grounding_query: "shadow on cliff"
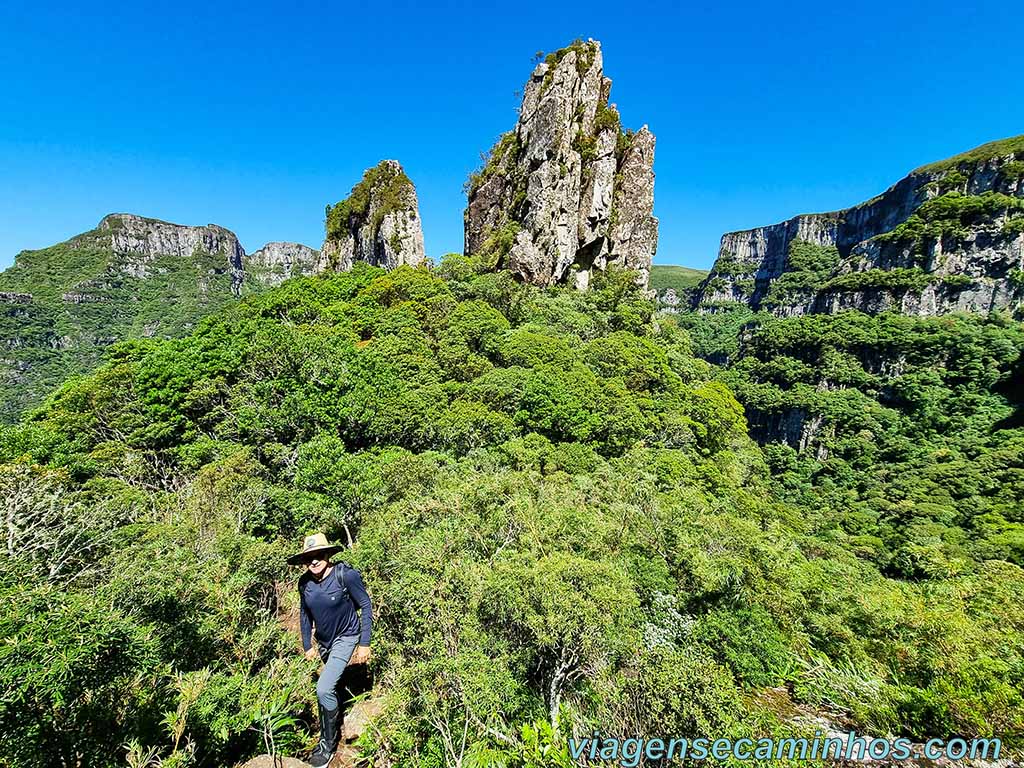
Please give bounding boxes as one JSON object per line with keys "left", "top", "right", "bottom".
{"left": 993, "top": 350, "right": 1024, "bottom": 431}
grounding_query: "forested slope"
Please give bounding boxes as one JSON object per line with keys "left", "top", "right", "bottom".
{"left": 2, "top": 261, "right": 1023, "bottom": 767}
{"left": 0, "top": 214, "right": 319, "bottom": 422}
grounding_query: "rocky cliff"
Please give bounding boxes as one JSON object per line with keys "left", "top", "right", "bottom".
{"left": 100, "top": 213, "right": 247, "bottom": 294}
{"left": 464, "top": 39, "right": 658, "bottom": 289}
{"left": 694, "top": 135, "right": 1024, "bottom": 316}
{"left": 248, "top": 241, "right": 321, "bottom": 287}
{"left": 0, "top": 214, "right": 320, "bottom": 421}
{"left": 321, "top": 160, "right": 426, "bottom": 272}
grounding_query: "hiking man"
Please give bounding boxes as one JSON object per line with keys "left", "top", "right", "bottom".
{"left": 288, "top": 532, "right": 373, "bottom": 767}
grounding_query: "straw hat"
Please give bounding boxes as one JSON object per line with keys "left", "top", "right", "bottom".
{"left": 287, "top": 532, "right": 343, "bottom": 565}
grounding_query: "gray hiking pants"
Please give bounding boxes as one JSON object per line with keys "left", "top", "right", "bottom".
{"left": 316, "top": 633, "right": 359, "bottom": 710}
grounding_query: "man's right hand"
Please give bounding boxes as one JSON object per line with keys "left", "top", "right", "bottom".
{"left": 304, "top": 647, "right": 319, "bottom": 661}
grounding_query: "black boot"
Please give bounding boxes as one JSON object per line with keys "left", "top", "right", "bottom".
{"left": 309, "top": 702, "right": 340, "bottom": 767}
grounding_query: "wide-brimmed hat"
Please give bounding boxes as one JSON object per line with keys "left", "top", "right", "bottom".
{"left": 287, "top": 532, "right": 343, "bottom": 565}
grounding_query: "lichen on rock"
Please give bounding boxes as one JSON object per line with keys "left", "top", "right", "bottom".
{"left": 464, "top": 39, "right": 658, "bottom": 289}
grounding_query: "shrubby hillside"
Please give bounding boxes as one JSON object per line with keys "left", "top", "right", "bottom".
{"left": 0, "top": 214, "right": 320, "bottom": 423}
{"left": 2, "top": 260, "right": 1023, "bottom": 767}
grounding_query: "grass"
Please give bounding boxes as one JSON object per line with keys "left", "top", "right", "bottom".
{"left": 913, "top": 134, "right": 1024, "bottom": 174}
{"left": 649, "top": 265, "right": 709, "bottom": 293}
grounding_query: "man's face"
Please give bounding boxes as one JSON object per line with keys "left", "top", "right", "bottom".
{"left": 306, "top": 556, "right": 328, "bottom": 578}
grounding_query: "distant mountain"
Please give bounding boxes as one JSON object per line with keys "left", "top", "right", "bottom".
{"left": 0, "top": 161, "right": 437, "bottom": 422}
{"left": 693, "top": 135, "right": 1024, "bottom": 317}
{"left": 0, "top": 213, "right": 317, "bottom": 421}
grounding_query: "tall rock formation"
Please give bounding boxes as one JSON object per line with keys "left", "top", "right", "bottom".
{"left": 694, "top": 136, "right": 1024, "bottom": 317}
{"left": 464, "top": 40, "right": 658, "bottom": 289}
{"left": 321, "top": 160, "right": 426, "bottom": 272}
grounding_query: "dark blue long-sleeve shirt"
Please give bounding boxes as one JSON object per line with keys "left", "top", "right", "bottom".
{"left": 298, "top": 563, "right": 373, "bottom": 651}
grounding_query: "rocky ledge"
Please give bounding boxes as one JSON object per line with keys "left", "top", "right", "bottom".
{"left": 0, "top": 292, "right": 33, "bottom": 304}
{"left": 98, "top": 213, "right": 247, "bottom": 294}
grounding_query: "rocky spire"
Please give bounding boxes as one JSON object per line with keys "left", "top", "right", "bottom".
{"left": 321, "top": 160, "right": 426, "bottom": 272}
{"left": 464, "top": 39, "right": 658, "bottom": 289}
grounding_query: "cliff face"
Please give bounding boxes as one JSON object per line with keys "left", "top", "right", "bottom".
{"left": 0, "top": 214, "right": 320, "bottom": 421}
{"left": 321, "top": 160, "right": 426, "bottom": 272}
{"left": 248, "top": 241, "right": 321, "bottom": 287}
{"left": 99, "top": 213, "right": 247, "bottom": 294}
{"left": 464, "top": 40, "right": 658, "bottom": 289}
{"left": 695, "top": 136, "right": 1024, "bottom": 316}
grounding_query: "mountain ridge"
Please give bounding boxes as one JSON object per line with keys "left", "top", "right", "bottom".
{"left": 0, "top": 213, "right": 321, "bottom": 421}
{"left": 693, "top": 134, "right": 1024, "bottom": 317}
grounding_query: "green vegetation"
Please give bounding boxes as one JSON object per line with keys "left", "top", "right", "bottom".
{"left": 465, "top": 131, "right": 521, "bottom": 198}
{"left": 593, "top": 100, "right": 620, "bottom": 134}
{"left": 674, "top": 302, "right": 756, "bottom": 362}
{"left": 720, "top": 310, "right": 1024, "bottom": 582}
{"left": 325, "top": 161, "right": 414, "bottom": 242}
{"left": 3, "top": 260, "right": 1024, "bottom": 766}
{"left": 0, "top": 226, "right": 253, "bottom": 423}
{"left": 939, "top": 273, "right": 974, "bottom": 290}
{"left": 762, "top": 241, "right": 840, "bottom": 307}
{"left": 927, "top": 168, "right": 969, "bottom": 194}
{"left": 570, "top": 128, "right": 597, "bottom": 165}
{"left": 708, "top": 250, "right": 751, "bottom": 279}
{"left": 999, "top": 161, "right": 1024, "bottom": 184}
{"left": 615, "top": 130, "right": 633, "bottom": 162}
{"left": 1005, "top": 215, "right": 1024, "bottom": 237}
{"left": 822, "top": 267, "right": 930, "bottom": 293}
{"left": 649, "top": 264, "right": 709, "bottom": 294}
{"left": 455, "top": 221, "right": 522, "bottom": 274}
{"left": 914, "top": 134, "right": 1024, "bottom": 174}
{"left": 540, "top": 39, "right": 598, "bottom": 91}
{"left": 877, "top": 191, "right": 1024, "bottom": 249}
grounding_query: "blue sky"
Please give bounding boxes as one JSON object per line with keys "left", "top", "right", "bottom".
{"left": 1, "top": 0, "right": 1022, "bottom": 271}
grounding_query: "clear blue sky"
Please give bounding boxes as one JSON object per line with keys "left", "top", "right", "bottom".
{"left": 2, "top": 0, "right": 1022, "bottom": 271}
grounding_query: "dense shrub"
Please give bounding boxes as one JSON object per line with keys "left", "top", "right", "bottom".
{"left": 1, "top": 265, "right": 1023, "bottom": 766}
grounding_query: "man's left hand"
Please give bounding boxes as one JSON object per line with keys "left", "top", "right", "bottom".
{"left": 351, "top": 645, "right": 371, "bottom": 665}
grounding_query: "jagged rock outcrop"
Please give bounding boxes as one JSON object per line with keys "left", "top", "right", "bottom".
{"left": 695, "top": 135, "right": 1024, "bottom": 316}
{"left": 321, "top": 160, "right": 426, "bottom": 272}
{"left": 249, "top": 241, "right": 322, "bottom": 287}
{"left": 99, "top": 213, "right": 247, "bottom": 295}
{"left": 464, "top": 39, "right": 658, "bottom": 289}
{"left": 0, "top": 292, "right": 32, "bottom": 305}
